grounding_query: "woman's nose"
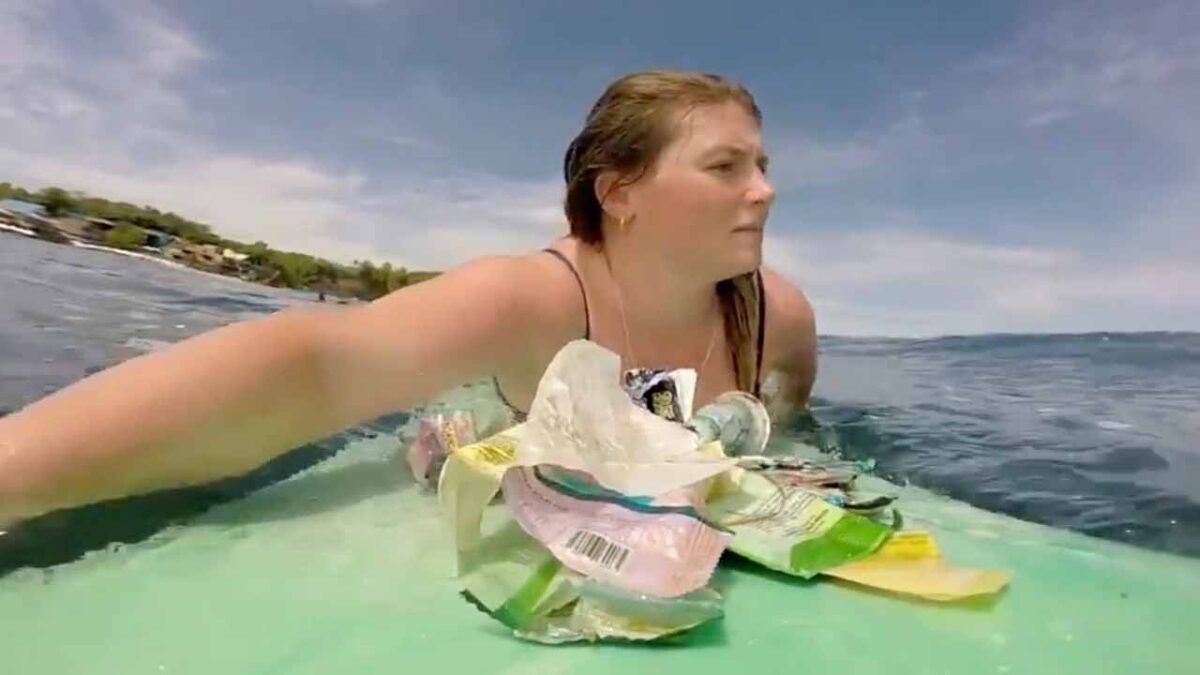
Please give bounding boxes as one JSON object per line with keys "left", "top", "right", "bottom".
{"left": 748, "top": 168, "right": 775, "bottom": 206}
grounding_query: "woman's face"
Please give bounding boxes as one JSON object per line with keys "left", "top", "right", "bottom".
{"left": 624, "top": 100, "right": 775, "bottom": 279}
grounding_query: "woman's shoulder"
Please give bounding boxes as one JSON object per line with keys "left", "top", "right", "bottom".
{"left": 437, "top": 238, "right": 583, "bottom": 301}
{"left": 760, "top": 266, "right": 815, "bottom": 339}
{"left": 442, "top": 240, "right": 591, "bottom": 345}
{"left": 758, "top": 266, "right": 818, "bottom": 408}
{"left": 364, "top": 240, "right": 588, "bottom": 349}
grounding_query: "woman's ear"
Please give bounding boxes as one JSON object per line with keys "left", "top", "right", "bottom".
{"left": 594, "top": 169, "right": 632, "bottom": 222}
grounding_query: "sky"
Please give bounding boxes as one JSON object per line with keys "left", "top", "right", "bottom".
{"left": 1, "top": 0, "right": 1198, "bottom": 337}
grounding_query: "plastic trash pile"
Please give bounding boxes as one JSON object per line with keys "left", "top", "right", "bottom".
{"left": 406, "top": 340, "right": 1012, "bottom": 644}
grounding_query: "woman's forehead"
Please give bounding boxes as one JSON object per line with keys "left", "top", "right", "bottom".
{"left": 663, "top": 102, "right": 764, "bottom": 158}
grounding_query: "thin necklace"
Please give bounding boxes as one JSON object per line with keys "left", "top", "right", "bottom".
{"left": 612, "top": 274, "right": 721, "bottom": 378}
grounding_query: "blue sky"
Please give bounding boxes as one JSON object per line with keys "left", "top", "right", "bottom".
{"left": 2, "top": 0, "right": 1197, "bottom": 336}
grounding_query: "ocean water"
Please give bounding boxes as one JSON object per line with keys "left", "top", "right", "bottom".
{"left": 1, "top": 233, "right": 1198, "bottom": 575}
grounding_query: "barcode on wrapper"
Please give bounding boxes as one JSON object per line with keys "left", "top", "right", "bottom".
{"left": 564, "top": 530, "right": 631, "bottom": 572}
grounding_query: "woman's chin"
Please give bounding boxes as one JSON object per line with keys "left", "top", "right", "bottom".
{"left": 716, "top": 245, "right": 763, "bottom": 279}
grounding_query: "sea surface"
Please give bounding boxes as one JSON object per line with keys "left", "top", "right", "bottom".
{"left": 2, "top": 233, "right": 1198, "bottom": 574}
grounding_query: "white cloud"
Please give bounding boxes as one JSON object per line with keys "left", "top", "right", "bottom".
{"left": 1021, "top": 108, "right": 1073, "bottom": 128}
{"left": 0, "top": 0, "right": 203, "bottom": 132}
{"left": 758, "top": 2, "right": 1200, "bottom": 335}
{"left": 317, "top": 0, "right": 400, "bottom": 9}
{"left": 766, "top": 229, "right": 1200, "bottom": 337}
{"left": 988, "top": 3, "right": 1200, "bottom": 119}
{"left": 0, "top": 0, "right": 562, "bottom": 270}
{"left": 769, "top": 136, "right": 881, "bottom": 189}
{"left": 948, "top": 1, "right": 1200, "bottom": 162}
{"left": 768, "top": 97, "right": 933, "bottom": 193}
{"left": 346, "top": 176, "right": 567, "bottom": 268}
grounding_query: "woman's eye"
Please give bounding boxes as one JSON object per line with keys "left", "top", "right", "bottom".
{"left": 710, "top": 162, "right": 736, "bottom": 173}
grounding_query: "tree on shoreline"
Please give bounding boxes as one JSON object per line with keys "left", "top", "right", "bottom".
{"left": 38, "top": 187, "right": 79, "bottom": 217}
{"left": 104, "top": 223, "right": 149, "bottom": 250}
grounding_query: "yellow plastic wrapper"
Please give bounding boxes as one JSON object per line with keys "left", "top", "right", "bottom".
{"left": 438, "top": 429, "right": 522, "bottom": 573}
{"left": 825, "top": 531, "right": 1012, "bottom": 601}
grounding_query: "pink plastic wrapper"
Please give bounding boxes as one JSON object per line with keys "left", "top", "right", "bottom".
{"left": 500, "top": 466, "right": 732, "bottom": 599}
{"left": 406, "top": 411, "right": 477, "bottom": 488}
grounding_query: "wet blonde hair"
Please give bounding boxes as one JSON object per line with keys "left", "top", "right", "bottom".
{"left": 562, "top": 69, "right": 765, "bottom": 395}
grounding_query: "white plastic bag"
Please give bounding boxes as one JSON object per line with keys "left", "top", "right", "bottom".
{"left": 516, "top": 340, "right": 736, "bottom": 496}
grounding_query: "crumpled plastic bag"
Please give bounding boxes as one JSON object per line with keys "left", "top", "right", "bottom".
{"left": 825, "top": 530, "right": 1013, "bottom": 601}
{"left": 438, "top": 431, "right": 520, "bottom": 574}
{"left": 515, "top": 340, "right": 736, "bottom": 497}
{"left": 501, "top": 465, "right": 731, "bottom": 598}
{"left": 440, "top": 431, "right": 727, "bottom": 643}
{"left": 438, "top": 423, "right": 732, "bottom": 599}
{"left": 702, "top": 470, "right": 892, "bottom": 578}
{"left": 406, "top": 411, "right": 477, "bottom": 488}
{"left": 459, "top": 519, "right": 725, "bottom": 644}
{"left": 434, "top": 339, "right": 1010, "bottom": 646}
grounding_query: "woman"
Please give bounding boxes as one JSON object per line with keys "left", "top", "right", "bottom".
{"left": 0, "top": 70, "right": 817, "bottom": 526}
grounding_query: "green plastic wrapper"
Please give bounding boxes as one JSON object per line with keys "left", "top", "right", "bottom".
{"left": 704, "top": 471, "right": 892, "bottom": 577}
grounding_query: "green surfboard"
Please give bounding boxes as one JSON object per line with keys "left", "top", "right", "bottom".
{"left": 3, "top": 428, "right": 1196, "bottom": 674}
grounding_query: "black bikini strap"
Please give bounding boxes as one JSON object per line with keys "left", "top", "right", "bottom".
{"left": 542, "top": 248, "right": 591, "bottom": 340}
{"left": 753, "top": 269, "right": 766, "bottom": 398}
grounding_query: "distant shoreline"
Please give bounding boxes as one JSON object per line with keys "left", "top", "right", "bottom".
{"left": 2, "top": 225, "right": 213, "bottom": 274}
{"left": 1, "top": 184, "right": 436, "bottom": 302}
{"left": 68, "top": 238, "right": 288, "bottom": 289}
{"left": 72, "top": 240, "right": 194, "bottom": 269}
{"left": 1, "top": 226, "right": 339, "bottom": 299}
{"left": 0, "top": 219, "right": 277, "bottom": 285}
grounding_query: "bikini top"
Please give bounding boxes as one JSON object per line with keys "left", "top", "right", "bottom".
{"left": 493, "top": 248, "right": 766, "bottom": 419}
